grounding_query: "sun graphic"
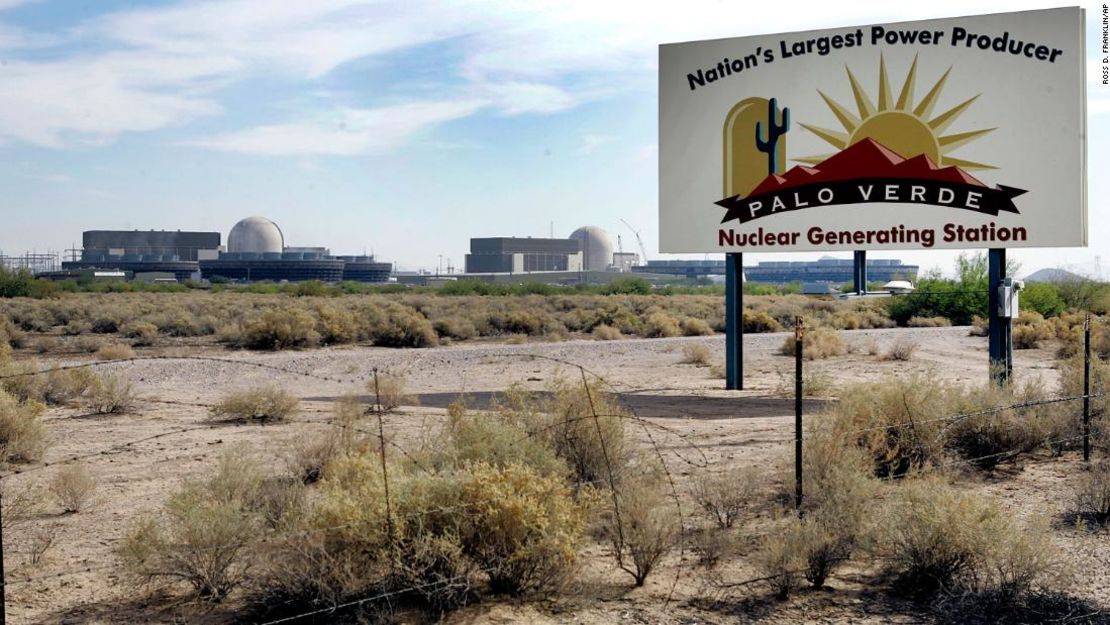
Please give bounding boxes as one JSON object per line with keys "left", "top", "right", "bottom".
{"left": 797, "top": 55, "right": 995, "bottom": 170}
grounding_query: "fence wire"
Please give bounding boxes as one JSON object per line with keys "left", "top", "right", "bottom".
{"left": 0, "top": 340, "right": 1105, "bottom": 623}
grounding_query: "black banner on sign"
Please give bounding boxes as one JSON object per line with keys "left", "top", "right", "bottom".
{"left": 716, "top": 178, "right": 1026, "bottom": 225}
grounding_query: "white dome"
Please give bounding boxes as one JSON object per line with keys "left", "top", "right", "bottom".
{"left": 570, "top": 226, "right": 614, "bottom": 272}
{"left": 228, "top": 216, "right": 284, "bottom": 254}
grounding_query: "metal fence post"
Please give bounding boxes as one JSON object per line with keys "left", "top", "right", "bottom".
{"left": 1, "top": 489, "right": 6, "bottom": 625}
{"left": 1084, "top": 313, "right": 1091, "bottom": 463}
{"left": 794, "top": 316, "right": 804, "bottom": 515}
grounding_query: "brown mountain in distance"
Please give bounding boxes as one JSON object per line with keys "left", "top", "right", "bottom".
{"left": 747, "top": 138, "right": 987, "bottom": 197}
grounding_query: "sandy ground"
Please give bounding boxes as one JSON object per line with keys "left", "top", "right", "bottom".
{"left": 1, "top": 326, "right": 1104, "bottom": 624}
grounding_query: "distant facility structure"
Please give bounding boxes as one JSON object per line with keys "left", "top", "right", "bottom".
{"left": 569, "top": 226, "right": 614, "bottom": 272}
{"left": 60, "top": 216, "right": 392, "bottom": 283}
{"left": 633, "top": 257, "right": 916, "bottom": 285}
{"left": 464, "top": 225, "right": 634, "bottom": 277}
{"left": 744, "top": 258, "right": 918, "bottom": 284}
{"left": 465, "top": 237, "right": 583, "bottom": 274}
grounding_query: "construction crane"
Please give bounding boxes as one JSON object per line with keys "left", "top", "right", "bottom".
{"left": 620, "top": 219, "right": 649, "bottom": 266}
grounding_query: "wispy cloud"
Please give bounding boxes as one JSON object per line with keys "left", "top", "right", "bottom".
{"left": 576, "top": 133, "right": 614, "bottom": 154}
{"left": 0, "top": 0, "right": 1096, "bottom": 151}
{"left": 181, "top": 99, "right": 486, "bottom": 156}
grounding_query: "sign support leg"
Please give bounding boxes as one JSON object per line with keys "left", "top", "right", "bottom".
{"left": 988, "top": 248, "right": 1012, "bottom": 385}
{"left": 853, "top": 250, "right": 867, "bottom": 295}
{"left": 725, "top": 252, "right": 743, "bottom": 390}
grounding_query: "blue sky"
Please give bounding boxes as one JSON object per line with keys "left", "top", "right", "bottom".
{"left": 0, "top": 0, "right": 1106, "bottom": 277}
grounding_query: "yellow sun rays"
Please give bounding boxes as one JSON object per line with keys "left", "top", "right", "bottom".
{"left": 797, "top": 55, "right": 996, "bottom": 170}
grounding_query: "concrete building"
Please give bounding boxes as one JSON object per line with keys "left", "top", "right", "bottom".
{"left": 80, "top": 230, "right": 220, "bottom": 262}
{"left": 744, "top": 257, "right": 918, "bottom": 284}
{"left": 633, "top": 257, "right": 917, "bottom": 285}
{"left": 63, "top": 217, "right": 392, "bottom": 284}
{"left": 465, "top": 237, "right": 582, "bottom": 274}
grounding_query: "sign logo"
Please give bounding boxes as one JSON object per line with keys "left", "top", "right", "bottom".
{"left": 715, "top": 57, "right": 1026, "bottom": 225}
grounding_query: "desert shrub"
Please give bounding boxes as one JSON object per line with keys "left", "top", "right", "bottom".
{"left": 40, "top": 368, "right": 97, "bottom": 406}
{"left": 643, "top": 311, "right": 680, "bottom": 338}
{"left": 49, "top": 464, "right": 97, "bottom": 513}
{"left": 679, "top": 343, "right": 711, "bottom": 366}
{"left": 884, "top": 337, "right": 918, "bottom": 361}
{"left": 367, "top": 370, "right": 410, "bottom": 413}
{"left": 456, "top": 462, "right": 586, "bottom": 594}
{"left": 72, "top": 336, "right": 104, "bottom": 353}
{"left": 880, "top": 477, "right": 1058, "bottom": 599}
{"left": 601, "top": 470, "right": 678, "bottom": 587}
{"left": 1072, "top": 461, "right": 1110, "bottom": 525}
{"left": 1, "top": 481, "right": 43, "bottom": 530}
{"left": 1058, "top": 353, "right": 1110, "bottom": 446}
{"left": 63, "top": 320, "right": 91, "bottom": 336}
{"left": 210, "top": 387, "right": 299, "bottom": 424}
{"left": 680, "top": 317, "right": 713, "bottom": 336}
{"left": 689, "top": 526, "right": 734, "bottom": 568}
{"left": 28, "top": 523, "right": 59, "bottom": 566}
{"left": 591, "top": 324, "right": 622, "bottom": 340}
{"left": 754, "top": 518, "right": 806, "bottom": 599}
{"left": 437, "top": 409, "right": 567, "bottom": 479}
{"left": 822, "top": 374, "right": 963, "bottom": 477}
{"left": 287, "top": 430, "right": 344, "bottom": 485}
{"left": 764, "top": 418, "right": 877, "bottom": 592}
{"left": 313, "top": 304, "right": 359, "bottom": 345}
{"left": 118, "top": 451, "right": 267, "bottom": 601}
{"left": 1012, "top": 311, "right": 1055, "bottom": 349}
{"left": 121, "top": 321, "right": 159, "bottom": 345}
{"left": 779, "top": 327, "right": 845, "bottom": 360}
{"left": 1020, "top": 282, "right": 1066, "bottom": 317}
{"left": 83, "top": 374, "right": 136, "bottom": 414}
{"left": 237, "top": 309, "right": 321, "bottom": 350}
{"left": 907, "top": 315, "right": 951, "bottom": 327}
{"left": 692, "top": 467, "right": 757, "bottom": 529}
{"left": 945, "top": 379, "right": 1059, "bottom": 468}
{"left": 533, "top": 378, "right": 629, "bottom": 486}
{"left": 433, "top": 317, "right": 477, "bottom": 341}
{"left": 708, "top": 362, "right": 726, "bottom": 379}
{"left": 300, "top": 455, "right": 587, "bottom": 602}
{"left": 365, "top": 303, "right": 438, "bottom": 347}
{"left": 95, "top": 343, "right": 136, "bottom": 361}
{"left": 969, "top": 316, "right": 989, "bottom": 336}
{"left": 0, "top": 390, "right": 46, "bottom": 464}
{"left": 90, "top": 314, "right": 121, "bottom": 334}
{"left": 743, "top": 309, "right": 782, "bottom": 333}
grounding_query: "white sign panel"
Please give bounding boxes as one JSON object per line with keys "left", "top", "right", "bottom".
{"left": 659, "top": 7, "right": 1086, "bottom": 253}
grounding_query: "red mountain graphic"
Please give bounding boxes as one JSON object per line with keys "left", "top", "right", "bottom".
{"left": 747, "top": 137, "right": 987, "bottom": 197}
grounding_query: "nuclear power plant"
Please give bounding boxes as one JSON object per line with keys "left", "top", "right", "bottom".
{"left": 60, "top": 216, "right": 393, "bottom": 283}
{"left": 463, "top": 225, "right": 637, "bottom": 279}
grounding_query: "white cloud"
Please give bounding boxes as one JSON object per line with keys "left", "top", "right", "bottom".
{"left": 181, "top": 99, "right": 486, "bottom": 156}
{"left": 576, "top": 133, "right": 614, "bottom": 154}
{"left": 0, "top": 0, "right": 1099, "bottom": 151}
{"left": 483, "top": 81, "right": 576, "bottom": 115}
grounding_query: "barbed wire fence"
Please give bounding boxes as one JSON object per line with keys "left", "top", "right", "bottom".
{"left": 0, "top": 319, "right": 1104, "bottom": 624}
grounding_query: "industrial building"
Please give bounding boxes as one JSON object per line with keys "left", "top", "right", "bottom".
{"left": 62, "top": 217, "right": 392, "bottom": 284}
{"left": 744, "top": 258, "right": 918, "bottom": 284}
{"left": 80, "top": 230, "right": 221, "bottom": 261}
{"left": 464, "top": 237, "right": 582, "bottom": 273}
{"left": 463, "top": 225, "right": 625, "bottom": 277}
{"left": 632, "top": 257, "right": 917, "bottom": 285}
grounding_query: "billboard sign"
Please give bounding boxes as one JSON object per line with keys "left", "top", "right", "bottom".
{"left": 659, "top": 8, "right": 1086, "bottom": 253}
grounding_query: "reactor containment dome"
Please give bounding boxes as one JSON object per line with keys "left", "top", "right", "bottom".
{"left": 228, "top": 216, "right": 284, "bottom": 254}
{"left": 570, "top": 226, "right": 613, "bottom": 272}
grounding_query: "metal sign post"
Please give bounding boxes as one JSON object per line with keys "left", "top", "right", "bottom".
{"left": 725, "top": 253, "right": 743, "bottom": 390}
{"left": 853, "top": 250, "right": 867, "bottom": 295}
{"left": 988, "top": 248, "right": 1013, "bottom": 385}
